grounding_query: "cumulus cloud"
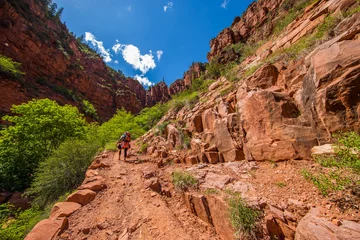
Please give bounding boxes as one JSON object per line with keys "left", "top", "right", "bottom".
{"left": 221, "top": 0, "right": 230, "bottom": 9}
{"left": 156, "top": 50, "right": 163, "bottom": 61}
{"left": 164, "top": 2, "right": 173, "bottom": 12}
{"left": 134, "top": 74, "right": 154, "bottom": 87}
{"left": 84, "top": 32, "right": 112, "bottom": 62}
{"left": 112, "top": 41, "right": 156, "bottom": 75}
{"left": 114, "top": 60, "right": 119, "bottom": 64}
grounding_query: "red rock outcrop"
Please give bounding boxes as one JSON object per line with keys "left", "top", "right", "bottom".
{"left": 207, "top": 0, "right": 283, "bottom": 61}
{"left": 146, "top": 81, "right": 170, "bottom": 106}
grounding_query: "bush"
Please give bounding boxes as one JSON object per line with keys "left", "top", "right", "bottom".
{"left": 26, "top": 139, "right": 100, "bottom": 207}
{"left": 171, "top": 170, "right": 198, "bottom": 191}
{"left": 206, "top": 60, "right": 222, "bottom": 79}
{"left": 0, "top": 55, "right": 25, "bottom": 78}
{"left": 228, "top": 195, "right": 260, "bottom": 240}
{"left": 0, "top": 206, "right": 45, "bottom": 240}
{"left": 301, "top": 169, "right": 352, "bottom": 196}
{"left": 315, "top": 132, "right": 360, "bottom": 173}
{"left": 0, "top": 99, "right": 88, "bottom": 191}
{"left": 135, "top": 104, "right": 168, "bottom": 131}
{"left": 81, "top": 99, "right": 98, "bottom": 119}
{"left": 97, "top": 109, "right": 145, "bottom": 148}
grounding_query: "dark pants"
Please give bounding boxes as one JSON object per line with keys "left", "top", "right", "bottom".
{"left": 119, "top": 148, "right": 128, "bottom": 159}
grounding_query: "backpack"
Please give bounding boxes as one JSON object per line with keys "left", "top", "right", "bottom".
{"left": 119, "top": 134, "right": 126, "bottom": 142}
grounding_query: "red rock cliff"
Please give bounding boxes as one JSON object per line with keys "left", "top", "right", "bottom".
{"left": 0, "top": 0, "right": 164, "bottom": 121}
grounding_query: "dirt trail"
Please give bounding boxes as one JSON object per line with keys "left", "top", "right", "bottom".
{"left": 56, "top": 150, "right": 219, "bottom": 240}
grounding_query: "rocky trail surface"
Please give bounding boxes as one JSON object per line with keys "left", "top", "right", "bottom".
{"left": 55, "top": 150, "right": 219, "bottom": 240}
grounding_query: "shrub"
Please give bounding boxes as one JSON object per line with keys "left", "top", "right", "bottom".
{"left": 0, "top": 99, "right": 88, "bottom": 191}
{"left": 228, "top": 195, "right": 261, "bottom": 240}
{"left": 0, "top": 55, "right": 25, "bottom": 78}
{"left": 275, "top": 182, "right": 287, "bottom": 188}
{"left": 135, "top": 104, "right": 168, "bottom": 131}
{"left": 206, "top": 60, "right": 222, "bottom": 79}
{"left": 301, "top": 169, "right": 353, "bottom": 196}
{"left": 26, "top": 139, "right": 100, "bottom": 207}
{"left": 0, "top": 206, "right": 44, "bottom": 240}
{"left": 81, "top": 99, "right": 98, "bottom": 119}
{"left": 314, "top": 132, "right": 360, "bottom": 173}
{"left": 171, "top": 170, "right": 198, "bottom": 191}
{"left": 97, "top": 109, "right": 145, "bottom": 147}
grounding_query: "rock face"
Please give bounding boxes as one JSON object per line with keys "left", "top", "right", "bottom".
{"left": 0, "top": 0, "right": 168, "bottom": 121}
{"left": 168, "top": 62, "right": 206, "bottom": 95}
{"left": 141, "top": 0, "right": 360, "bottom": 164}
{"left": 146, "top": 81, "right": 171, "bottom": 106}
{"left": 295, "top": 208, "right": 360, "bottom": 240}
{"left": 207, "top": 0, "right": 283, "bottom": 61}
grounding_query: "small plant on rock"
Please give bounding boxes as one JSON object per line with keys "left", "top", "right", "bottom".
{"left": 171, "top": 170, "right": 198, "bottom": 191}
{"left": 228, "top": 195, "right": 261, "bottom": 240}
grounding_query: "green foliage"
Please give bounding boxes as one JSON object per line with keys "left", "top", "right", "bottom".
{"left": 81, "top": 100, "right": 98, "bottom": 119}
{"left": 315, "top": 132, "right": 360, "bottom": 173}
{"left": 204, "top": 188, "right": 219, "bottom": 195}
{"left": 273, "top": 0, "right": 318, "bottom": 35}
{"left": 140, "top": 143, "right": 148, "bottom": 153}
{"left": 0, "top": 55, "right": 25, "bottom": 78}
{"left": 206, "top": 60, "right": 222, "bottom": 79}
{"left": 0, "top": 99, "right": 88, "bottom": 191}
{"left": 135, "top": 104, "right": 168, "bottom": 131}
{"left": 190, "top": 75, "right": 214, "bottom": 92}
{"left": 155, "top": 121, "right": 170, "bottom": 136}
{"left": 171, "top": 170, "right": 198, "bottom": 191}
{"left": 26, "top": 139, "right": 100, "bottom": 207}
{"left": 97, "top": 109, "right": 145, "bottom": 148}
{"left": 0, "top": 206, "right": 44, "bottom": 240}
{"left": 169, "top": 91, "right": 199, "bottom": 112}
{"left": 275, "top": 182, "right": 287, "bottom": 188}
{"left": 231, "top": 42, "right": 259, "bottom": 62}
{"left": 228, "top": 195, "right": 261, "bottom": 240}
{"left": 301, "top": 169, "right": 353, "bottom": 196}
{"left": 244, "top": 64, "right": 263, "bottom": 77}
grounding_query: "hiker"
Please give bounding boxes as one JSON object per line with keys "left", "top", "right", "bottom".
{"left": 117, "top": 131, "right": 131, "bottom": 161}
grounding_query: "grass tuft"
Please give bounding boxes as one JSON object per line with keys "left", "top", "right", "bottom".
{"left": 171, "top": 170, "right": 198, "bottom": 191}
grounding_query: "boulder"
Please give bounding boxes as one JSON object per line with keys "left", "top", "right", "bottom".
{"left": 192, "top": 114, "right": 203, "bottom": 133}
{"left": 311, "top": 144, "right": 335, "bottom": 155}
{"left": 201, "top": 172, "right": 233, "bottom": 190}
{"left": 246, "top": 64, "right": 278, "bottom": 90}
{"left": 78, "top": 179, "right": 107, "bottom": 192}
{"left": 206, "top": 195, "right": 235, "bottom": 240}
{"left": 205, "top": 152, "right": 219, "bottom": 164}
{"left": 238, "top": 90, "right": 318, "bottom": 161}
{"left": 8, "top": 192, "right": 30, "bottom": 210}
{"left": 66, "top": 189, "right": 96, "bottom": 206}
{"left": 183, "top": 192, "right": 212, "bottom": 224}
{"left": 50, "top": 202, "right": 81, "bottom": 219}
{"left": 186, "top": 155, "right": 199, "bottom": 165}
{"left": 202, "top": 109, "right": 217, "bottom": 132}
{"left": 144, "top": 177, "right": 162, "bottom": 193}
{"left": 295, "top": 208, "right": 360, "bottom": 240}
{"left": 213, "top": 119, "right": 245, "bottom": 162}
{"left": 85, "top": 169, "right": 99, "bottom": 178}
{"left": 25, "top": 217, "right": 68, "bottom": 240}
{"left": 89, "top": 159, "right": 110, "bottom": 170}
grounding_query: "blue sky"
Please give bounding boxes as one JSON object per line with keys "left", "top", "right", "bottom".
{"left": 54, "top": 0, "right": 253, "bottom": 87}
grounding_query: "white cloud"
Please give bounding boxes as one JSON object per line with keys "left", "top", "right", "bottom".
{"left": 84, "top": 32, "right": 112, "bottom": 62}
{"left": 134, "top": 74, "right": 154, "bottom": 87}
{"left": 221, "top": 0, "right": 230, "bottom": 9}
{"left": 156, "top": 50, "right": 163, "bottom": 61}
{"left": 127, "top": 6, "right": 131, "bottom": 11}
{"left": 164, "top": 2, "right": 173, "bottom": 12}
{"left": 112, "top": 42, "right": 156, "bottom": 75}
{"left": 114, "top": 60, "right": 119, "bottom": 64}
{"left": 112, "top": 40, "right": 123, "bottom": 53}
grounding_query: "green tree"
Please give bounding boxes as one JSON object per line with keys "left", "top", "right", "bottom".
{"left": 97, "top": 109, "right": 144, "bottom": 147}
{"left": 27, "top": 139, "right": 100, "bottom": 207}
{"left": 0, "top": 99, "right": 88, "bottom": 191}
